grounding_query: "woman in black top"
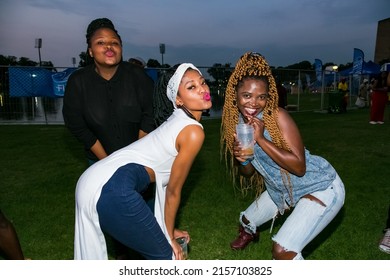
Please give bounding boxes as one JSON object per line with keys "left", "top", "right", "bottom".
{"left": 63, "top": 18, "right": 155, "bottom": 163}
{"left": 62, "top": 17, "right": 155, "bottom": 260}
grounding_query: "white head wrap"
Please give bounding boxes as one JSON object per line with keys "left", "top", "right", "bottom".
{"left": 166, "top": 63, "right": 201, "bottom": 108}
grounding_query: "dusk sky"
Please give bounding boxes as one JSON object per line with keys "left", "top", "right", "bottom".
{"left": 0, "top": 0, "right": 389, "bottom": 68}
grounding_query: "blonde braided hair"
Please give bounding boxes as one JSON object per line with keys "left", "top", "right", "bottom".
{"left": 220, "top": 52, "right": 292, "bottom": 197}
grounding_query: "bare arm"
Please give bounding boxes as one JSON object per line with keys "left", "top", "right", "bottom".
{"left": 90, "top": 139, "right": 108, "bottom": 160}
{"left": 138, "top": 129, "right": 148, "bottom": 139}
{"left": 164, "top": 125, "right": 204, "bottom": 259}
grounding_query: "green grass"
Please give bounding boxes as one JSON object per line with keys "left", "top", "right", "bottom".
{"left": 1, "top": 107, "right": 390, "bottom": 260}
{"left": 286, "top": 89, "right": 356, "bottom": 112}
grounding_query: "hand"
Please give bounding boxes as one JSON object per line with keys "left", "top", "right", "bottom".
{"left": 246, "top": 116, "right": 265, "bottom": 144}
{"left": 172, "top": 229, "right": 190, "bottom": 260}
{"left": 173, "top": 228, "right": 190, "bottom": 243}
{"left": 171, "top": 238, "right": 185, "bottom": 260}
{"left": 233, "top": 133, "right": 248, "bottom": 163}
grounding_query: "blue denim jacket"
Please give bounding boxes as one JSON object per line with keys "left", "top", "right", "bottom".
{"left": 244, "top": 112, "right": 337, "bottom": 214}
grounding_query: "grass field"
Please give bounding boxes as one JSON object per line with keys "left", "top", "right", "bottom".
{"left": 1, "top": 106, "right": 390, "bottom": 260}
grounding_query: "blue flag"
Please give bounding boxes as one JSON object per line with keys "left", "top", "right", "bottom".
{"left": 352, "top": 48, "right": 364, "bottom": 75}
{"left": 314, "top": 59, "right": 322, "bottom": 82}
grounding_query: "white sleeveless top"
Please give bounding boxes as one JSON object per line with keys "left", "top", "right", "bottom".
{"left": 74, "top": 109, "right": 203, "bottom": 259}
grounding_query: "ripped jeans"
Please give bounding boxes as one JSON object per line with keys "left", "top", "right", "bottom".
{"left": 239, "top": 174, "right": 345, "bottom": 258}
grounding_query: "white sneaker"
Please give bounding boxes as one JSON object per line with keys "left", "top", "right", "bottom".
{"left": 379, "top": 228, "right": 390, "bottom": 254}
{"left": 377, "top": 121, "right": 384, "bottom": 124}
{"left": 369, "top": 121, "right": 377, "bottom": 124}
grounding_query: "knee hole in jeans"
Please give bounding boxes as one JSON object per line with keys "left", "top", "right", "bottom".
{"left": 302, "top": 194, "right": 326, "bottom": 207}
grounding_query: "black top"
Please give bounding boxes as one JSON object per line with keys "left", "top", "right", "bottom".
{"left": 62, "top": 61, "right": 155, "bottom": 161}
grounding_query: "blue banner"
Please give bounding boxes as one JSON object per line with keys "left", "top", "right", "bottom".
{"left": 9, "top": 67, "right": 54, "bottom": 97}
{"left": 314, "top": 59, "right": 322, "bottom": 82}
{"left": 352, "top": 48, "right": 364, "bottom": 75}
{"left": 9, "top": 67, "right": 77, "bottom": 97}
{"left": 52, "top": 68, "right": 77, "bottom": 96}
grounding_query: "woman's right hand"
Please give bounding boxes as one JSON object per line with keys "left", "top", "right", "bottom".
{"left": 233, "top": 133, "right": 248, "bottom": 164}
{"left": 173, "top": 228, "right": 190, "bottom": 243}
{"left": 171, "top": 239, "right": 188, "bottom": 260}
{"left": 171, "top": 228, "right": 190, "bottom": 260}
{"left": 233, "top": 133, "right": 256, "bottom": 177}
{"left": 171, "top": 238, "right": 184, "bottom": 260}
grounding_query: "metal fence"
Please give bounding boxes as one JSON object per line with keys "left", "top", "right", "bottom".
{"left": 0, "top": 65, "right": 367, "bottom": 125}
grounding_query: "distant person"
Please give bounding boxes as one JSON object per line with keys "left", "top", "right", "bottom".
{"left": 74, "top": 63, "right": 212, "bottom": 260}
{"left": 338, "top": 78, "right": 348, "bottom": 112}
{"left": 62, "top": 17, "right": 155, "bottom": 259}
{"left": 338, "top": 78, "right": 348, "bottom": 93}
{"left": 355, "top": 79, "right": 369, "bottom": 108}
{"left": 379, "top": 205, "right": 390, "bottom": 254}
{"left": 220, "top": 52, "right": 345, "bottom": 260}
{"left": 129, "top": 57, "right": 146, "bottom": 68}
{"left": 0, "top": 210, "right": 25, "bottom": 260}
{"left": 275, "top": 78, "right": 287, "bottom": 109}
{"left": 129, "top": 56, "right": 158, "bottom": 83}
{"left": 369, "top": 70, "right": 389, "bottom": 124}
{"left": 359, "top": 78, "right": 369, "bottom": 100}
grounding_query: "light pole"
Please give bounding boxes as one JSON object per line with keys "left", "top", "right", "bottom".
{"left": 332, "top": 65, "right": 338, "bottom": 90}
{"left": 72, "top": 57, "right": 76, "bottom": 67}
{"left": 159, "top": 43, "right": 165, "bottom": 66}
{"left": 32, "top": 38, "right": 43, "bottom": 120}
{"left": 35, "top": 38, "right": 42, "bottom": 66}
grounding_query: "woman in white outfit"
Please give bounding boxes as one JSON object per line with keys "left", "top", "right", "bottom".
{"left": 74, "top": 63, "right": 212, "bottom": 260}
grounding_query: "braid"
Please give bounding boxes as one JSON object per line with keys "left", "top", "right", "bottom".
{"left": 153, "top": 69, "right": 175, "bottom": 126}
{"left": 221, "top": 52, "right": 292, "bottom": 198}
{"left": 86, "top": 18, "right": 122, "bottom": 46}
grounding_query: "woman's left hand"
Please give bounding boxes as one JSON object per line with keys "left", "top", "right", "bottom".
{"left": 246, "top": 116, "right": 265, "bottom": 143}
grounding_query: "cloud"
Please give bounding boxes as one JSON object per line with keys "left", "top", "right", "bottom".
{"left": 0, "top": 0, "right": 388, "bottom": 67}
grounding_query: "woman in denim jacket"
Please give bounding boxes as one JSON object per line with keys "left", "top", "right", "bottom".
{"left": 220, "top": 52, "right": 345, "bottom": 260}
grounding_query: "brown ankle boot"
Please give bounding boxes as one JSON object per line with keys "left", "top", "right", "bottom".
{"left": 230, "top": 225, "right": 259, "bottom": 250}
